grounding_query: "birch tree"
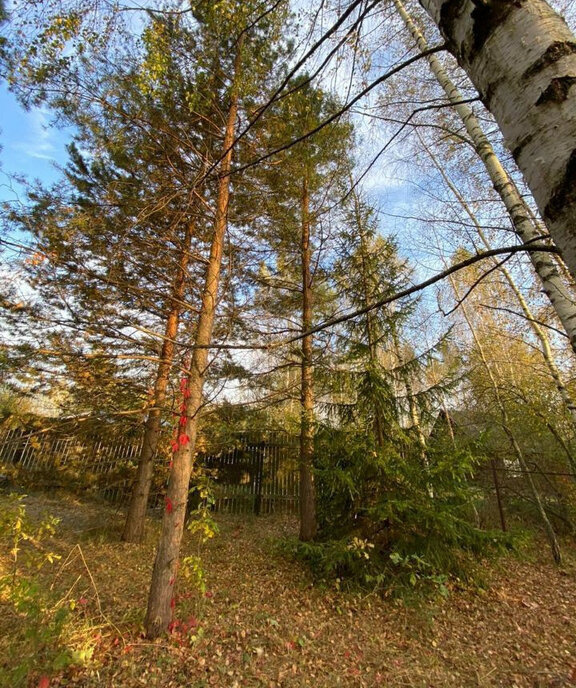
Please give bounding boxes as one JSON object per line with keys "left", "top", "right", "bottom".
{"left": 421, "top": 139, "right": 576, "bottom": 472}
{"left": 445, "top": 255, "right": 566, "bottom": 562}
{"left": 393, "top": 0, "right": 576, "bottom": 354}
{"left": 418, "top": 0, "right": 576, "bottom": 280}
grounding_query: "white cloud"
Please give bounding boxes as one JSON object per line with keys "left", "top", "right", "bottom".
{"left": 12, "top": 107, "right": 58, "bottom": 161}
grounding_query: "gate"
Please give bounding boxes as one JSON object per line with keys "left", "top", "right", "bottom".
{"left": 200, "top": 431, "right": 299, "bottom": 515}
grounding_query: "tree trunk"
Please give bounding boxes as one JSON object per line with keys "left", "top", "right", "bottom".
{"left": 399, "top": 0, "right": 576, "bottom": 353}
{"left": 122, "top": 220, "right": 194, "bottom": 544}
{"left": 419, "top": 0, "right": 576, "bottom": 282}
{"left": 490, "top": 459, "right": 507, "bottom": 532}
{"left": 144, "top": 37, "right": 243, "bottom": 638}
{"left": 299, "top": 176, "right": 317, "bottom": 542}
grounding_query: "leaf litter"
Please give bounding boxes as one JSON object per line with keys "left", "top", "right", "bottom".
{"left": 1, "top": 493, "right": 575, "bottom": 687}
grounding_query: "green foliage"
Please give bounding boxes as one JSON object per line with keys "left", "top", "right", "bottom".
{"left": 199, "top": 402, "right": 272, "bottom": 449}
{"left": 0, "top": 494, "right": 60, "bottom": 572}
{"left": 182, "top": 475, "right": 219, "bottom": 600}
{"left": 187, "top": 475, "right": 220, "bottom": 544}
{"left": 0, "top": 387, "right": 33, "bottom": 426}
{"left": 298, "top": 427, "right": 510, "bottom": 595}
{"left": 0, "top": 495, "right": 95, "bottom": 685}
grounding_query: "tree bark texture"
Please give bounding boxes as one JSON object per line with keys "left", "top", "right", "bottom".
{"left": 299, "top": 176, "right": 318, "bottom": 542}
{"left": 123, "top": 220, "right": 194, "bottom": 544}
{"left": 419, "top": 0, "right": 576, "bottom": 282}
{"left": 144, "top": 38, "right": 243, "bottom": 638}
{"left": 401, "top": 0, "right": 576, "bottom": 352}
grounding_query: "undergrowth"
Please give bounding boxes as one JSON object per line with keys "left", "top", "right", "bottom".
{"left": 278, "top": 528, "right": 512, "bottom": 601}
{"left": 279, "top": 427, "right": 516, "bottom": 599}
{"left": 0, "top": 495, "right": 102, "bottom": 686}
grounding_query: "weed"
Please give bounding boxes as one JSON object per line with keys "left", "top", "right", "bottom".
{"left": 0, "top": 495, "right": 101, "bottom": 686}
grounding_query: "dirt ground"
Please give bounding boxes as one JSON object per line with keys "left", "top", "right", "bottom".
{"left": 1, "top": 493, "right": 576, "bottom": 688}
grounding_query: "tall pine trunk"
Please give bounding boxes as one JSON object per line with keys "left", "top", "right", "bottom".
{"left": 144, "top": 37, "right": 243, "bottom": 638}
{"left": 299, "top": 176, "right": 317, "bottom": 542}
{"left": 419, "top": 0, "right": 576, "bottom": 281}
{"left": 398, "top": 0, "right": 576, "bottom": 352}
{"left": 122, "top": 219, "right": 194, "bottom": 543}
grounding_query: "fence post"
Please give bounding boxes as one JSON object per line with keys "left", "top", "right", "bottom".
{"left": 491, "top": 459, "right": 507, "bottom": 532}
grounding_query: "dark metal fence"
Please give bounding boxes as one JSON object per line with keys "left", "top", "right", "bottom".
{"left": 201, "top": 432, "right": 300, "bottom": 515}
{"left": 0, "top": 427, "right": 300, "bottom": 515}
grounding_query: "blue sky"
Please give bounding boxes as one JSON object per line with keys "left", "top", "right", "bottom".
{"left": 0, "top": 83, "right": 72, "bottom": 206}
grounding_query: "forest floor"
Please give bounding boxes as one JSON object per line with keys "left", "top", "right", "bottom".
{"left": 1, "top": 493, "right": 576, "bottom": 688}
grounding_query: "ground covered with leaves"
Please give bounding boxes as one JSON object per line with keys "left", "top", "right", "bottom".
{"left": 1, "top": 493, "right": 575, "bottom": 687}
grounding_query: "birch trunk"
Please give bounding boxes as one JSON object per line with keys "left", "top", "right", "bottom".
{"left": 419, "top": 0, "right": 576, "bottom": 282}
{"left": 406, "top": 378, "right": 429, "bottom": 464}
{"left": 122, "top": 220, "right": 194, "bottom": 544}
{"left": 299, "top": 176, "right": 318, "bottom": 542}
{"left": 144, "top": 38, "right": 243, "bottom": 638}
{"left": 398, "top": 0, "right": 576, "bottom": 353}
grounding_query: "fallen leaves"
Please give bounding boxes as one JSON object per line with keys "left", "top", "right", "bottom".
{"left": 3, "top": 495, "right": 576, "bottom": 688}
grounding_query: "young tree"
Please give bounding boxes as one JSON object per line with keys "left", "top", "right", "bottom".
{"left": 249, "top": 79, "right": 353, "bottom": 541}
{"left": 445, "top": 254, "right": 563, "bottom": 563}
{"left": 329, "top": 190, "right": 414, "bottom": 449}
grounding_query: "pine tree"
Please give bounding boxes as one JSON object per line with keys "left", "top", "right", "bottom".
{"left": 247, "top": 77, "right": 353, "bottom": 541}
{"left": 144, "top": 0, "right": 292, "bottom": 637}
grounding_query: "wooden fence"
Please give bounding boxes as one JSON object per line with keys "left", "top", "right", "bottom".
{"left": 0, "top": 427, "right": 300, "bottom": 515}
{"left": 0, "top": 427, "right": 144, "bottom": 503}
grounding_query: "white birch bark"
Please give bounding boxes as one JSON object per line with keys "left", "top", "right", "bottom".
{"left": 419, "top": 0, "right": 576, "bottom": 281}
{"left": 397, "top": 0, "right": 576, "bottom": 353}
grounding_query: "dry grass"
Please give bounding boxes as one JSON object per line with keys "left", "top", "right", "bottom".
{"left": 1, "top": 492, "right": 576, "bottom": 688}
